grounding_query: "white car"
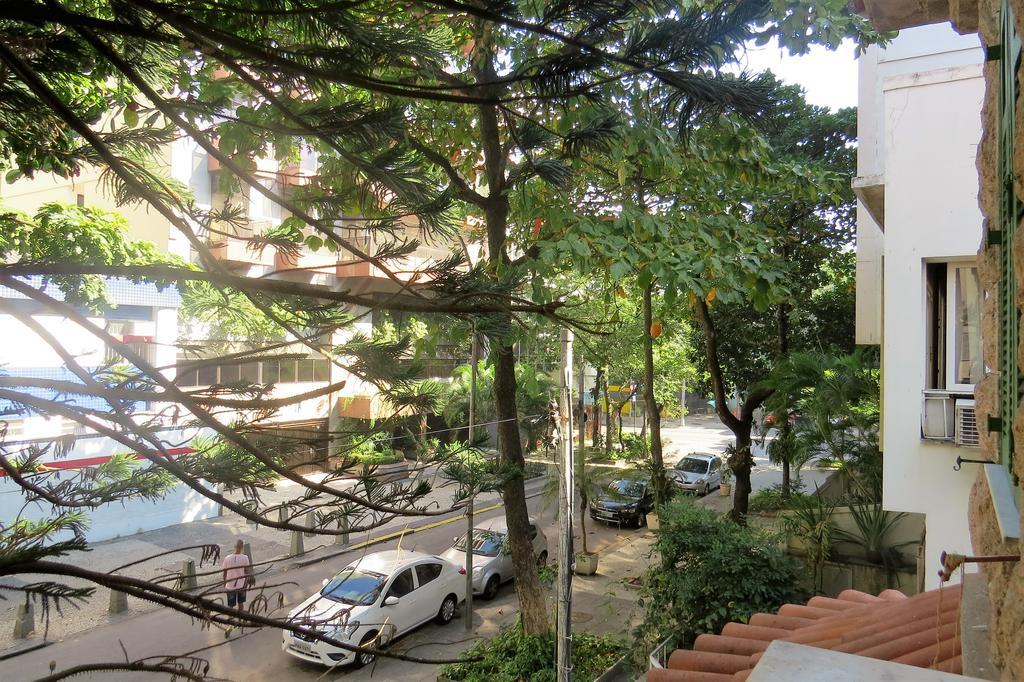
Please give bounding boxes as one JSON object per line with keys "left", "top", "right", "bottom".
{"left": 440, "top": 516, "right": 548, "bottom": 599}
{"left": 281, "top": 550, "right": 465, "bottom": 668}
{"left": 669, "top": 453, "right": 723, "bottom": 495}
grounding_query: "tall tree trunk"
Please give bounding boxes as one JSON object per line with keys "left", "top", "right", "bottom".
{"left": 591, "top": 367, "right": 603, "bottom": 447}
{"left": 473, "top": 21, "right": 547, "bottom": 637}
{"left": 493, "top": 344, "right": 548, "bottom": 634}
{"left": 642, "top": 284, "right": 667, "bottom": 506}
{"left": 604, "top": 373, "right": 613, "bottom": 455}
{"left": 694, "top": 299, "right": 772, "bottom": 523}
{"left": 777, "top": 301, "right": 791, "bottom": 498}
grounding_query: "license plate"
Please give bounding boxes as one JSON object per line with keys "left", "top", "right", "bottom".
{"left": 292, "top": 639, "right": 312, "bottom": 653}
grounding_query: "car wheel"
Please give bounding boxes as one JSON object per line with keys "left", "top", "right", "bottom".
{"left": 483, "top": 575, "right": 500, "bottom": 600}
{"left": 702, "top": 483, "right": 709, "bottom": 496}
{"left": 536, "top": 550, "right": 548, "bottom": 567}
{"left": 352, "top": 631, "right": 378, "bottom": 668}
{"left": 637, "top": 512, "right": 646, "bottom": 528}
{"left": 435, "top": 593, "right": 458, "bottom": 625}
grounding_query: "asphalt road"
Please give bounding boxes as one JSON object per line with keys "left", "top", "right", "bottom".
{"left": 6, "top": 485, "right": 639, "bottom": 682}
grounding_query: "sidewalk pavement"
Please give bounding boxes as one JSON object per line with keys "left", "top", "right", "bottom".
{"left": 372, "top": 530, "right": 657, "bottom": 681}
{"left": 0, "top": 466, "right": 514, "bottom": 655}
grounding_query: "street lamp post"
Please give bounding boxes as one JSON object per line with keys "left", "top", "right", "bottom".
{"left": 464, "top": 330, "right": 480, "bottom": 631}
{"left": 556, "top": 328, "right": 574, "bottom": 682}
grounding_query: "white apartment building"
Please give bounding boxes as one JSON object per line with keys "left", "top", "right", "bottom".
{"left": 855, "top": 23, "right": 986, "bottom": 586}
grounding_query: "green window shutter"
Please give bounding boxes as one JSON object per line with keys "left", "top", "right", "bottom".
{"left": 998, "top": 0, "right": 1022, "bottom": 484}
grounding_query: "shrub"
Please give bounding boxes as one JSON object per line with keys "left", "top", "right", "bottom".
{"left": 350, "top": 450, "right": 404, "bottom": 466}
{"left": 441, "top": 620, "right": 623, "bottom": 682}
{"left": 618, "top": 433, "right": 650, "bottom": 461}
{"left": 632, "top": 500, "right": 805, "bottom": 659}
{"left": 748, "top": 482, "right": 809, "bottom": 514}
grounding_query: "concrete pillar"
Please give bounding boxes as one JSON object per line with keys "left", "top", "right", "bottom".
{"left": 242, "top": 542, "right": 253, "bottom": 566}
{"left": 334, "top": 516, "right": 350, "bottom": 546}
{"left": 12, "top": 603, "right": 34, "bottom": 638}
{"left": 108, "top": 589, "right": 128, "bottom": 614}
{"left": 289, "top": 531, "right": 304, "bottom": 557}
{"left": 278, "top": 505, "right": 289, "bottom": 524}
{"left": 177, "top": 559, "right": 198, "bottom": 590}
{"left": 304, "top": 511, "right": 316, "bottom": 537}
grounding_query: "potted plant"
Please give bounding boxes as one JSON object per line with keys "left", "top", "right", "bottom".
{"left": 719, "top": 466, "right": 733, "bottom": 497}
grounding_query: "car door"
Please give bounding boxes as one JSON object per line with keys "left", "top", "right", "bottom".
{"left": 414, "top": 562, "right": 445, "bottom": 623}
{"left": 380, "top": 567, "right": 418, "bottom": 634}
{"left": 710, "top": 459, "right": 721, "bottom": 487}
{"left": 494, "top": 531, "right": 513, "bottom": 580}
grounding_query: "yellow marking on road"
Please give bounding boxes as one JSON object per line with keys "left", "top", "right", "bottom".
{"left": 343, "top": 502, "right": 504, "bottom": 553}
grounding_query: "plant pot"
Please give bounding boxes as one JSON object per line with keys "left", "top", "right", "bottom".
{"left": 719, "top": 483, "right": 732, "bottom": 497}
{"left": 645, "top": 512, "right": 660, "bottom": 530}
{"left": 575, "top": 552, "right": 599, "bottom": 576}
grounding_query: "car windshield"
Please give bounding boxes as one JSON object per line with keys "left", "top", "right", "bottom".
{"left": 453, "top": 530, "right": 505, "bottom": 557}
{"left": 608, "top": 480, "right": 645, "bottom": 499}
{"left": 321, "top": 568, "right": 387, "bottom": 605}
{"left": 676, "top": 458, "right": 711, "bottom": 474}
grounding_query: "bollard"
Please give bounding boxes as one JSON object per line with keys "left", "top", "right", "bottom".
{"left": 13, "top": 603, "right": 34, "bottom": 639}
{"left": 108, "top": 589, "right": 128, "bottom": 614}
{"left": 177, "top": 558, "right": 198, "bottom": 591}
{"left": 242, "top": 542, "right": 254, "bottom": 566}
{"left": 277, "top": 505, "right": 289, "bottom": 524}
{"left": 334, "top": 516, "right": 350, "bottom": 546}
{"left": 289, "top": 530, "right": 304, "bottom": 557}
{"left": 304, "top": 511, "right": 315, "bottom": 537}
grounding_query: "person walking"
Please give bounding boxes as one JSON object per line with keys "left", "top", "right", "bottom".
{"left": 222, "top": 539, "right": 251, "bottom": 637}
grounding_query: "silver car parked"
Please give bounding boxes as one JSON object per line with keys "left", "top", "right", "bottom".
{"left": 440, "top": 516, "right": 548, "bottom": 600}
{"left": 669, "top": 453, "right": 723, "bottom": 495}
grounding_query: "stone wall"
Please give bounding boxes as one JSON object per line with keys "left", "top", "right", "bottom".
{"left": 968, "top": 0, "right": 1024, "bottom": 677}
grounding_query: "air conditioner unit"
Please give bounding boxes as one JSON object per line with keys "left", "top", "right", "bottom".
{"left": 922, "top": 390, "right": 955, "bottom": 440}
{"left": 955, "top": 399, "right": 980, "bottom": 447}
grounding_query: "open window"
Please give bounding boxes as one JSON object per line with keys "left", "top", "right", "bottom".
{"left": 923, "top": 262, "right": 983, "bottom": 445}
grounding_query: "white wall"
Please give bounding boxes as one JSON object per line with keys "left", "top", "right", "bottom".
{"left": 867, "top": 24, "right": 985, "bottom": 588}
{"left": 0, "top": 479, "right": 220, "bottom": 543}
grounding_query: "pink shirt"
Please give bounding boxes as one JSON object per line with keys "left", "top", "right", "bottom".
{"left": 222, "top": 553, "right": 251, "bottom": 591}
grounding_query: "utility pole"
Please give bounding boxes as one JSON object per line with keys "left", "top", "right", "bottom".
{"left": 680, "top": 379, "right": 686, "bottom": 427}
{"left": 556, "top": 328, "right": 574, "bottom": 682}
{"left": 577, "top": 361, "right": 586, "bottom": 448}
{"left": 464, "top": 330, "right": 480, "bottom": 631}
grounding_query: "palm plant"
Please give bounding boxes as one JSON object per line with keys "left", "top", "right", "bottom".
{"left": 834, "top": 503, "right": 912, "bottom": 567}
{"left": 780, "top": 490, "right": 837, "bottom": 593}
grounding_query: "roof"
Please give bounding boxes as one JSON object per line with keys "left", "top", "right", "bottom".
{"left": 347, "top": 549, "right": 436, "bottom": 573}
{"left": 680, "top": 453, "right": 720, "bottom": 462}
{"left": 648, "top": 584, "right": 964, "bottom": 682}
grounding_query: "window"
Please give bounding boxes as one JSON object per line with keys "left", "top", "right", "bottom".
{"left": 313, "top": 358, "right": 330, "bottom": 382}
{"left": 239, "top": 362, "right": 260, "bottom": 383}
{"left": 197, "top": 363, "right": 218, "bottom": 386}
{"left": 248, "top": 177, "right": 282, "bottom": 222}
{"left": 926, "top": 262, "right": 983, "bottom": 391}
{"left": 279, "top": 359, "right": 297, "bottom": 383}
{"left": 297, "top": 359, "right": 315, "bottom": 382}
{"left": 262, "top": 360, "right": 280, "bottom": 384}
{"left": 415, "top": 563, "right": 442, "bottom": 587}
{"left": 220, "top": 363, "right": 240, "bottom": 384}
{"left": 385, "top": 569, "right": 415, "bottom": 599}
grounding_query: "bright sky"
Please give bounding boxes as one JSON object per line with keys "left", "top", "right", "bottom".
{"left": 736, "top": 38, "right": 859, "bottom": 112}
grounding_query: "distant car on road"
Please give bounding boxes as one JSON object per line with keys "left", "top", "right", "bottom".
{"left": 669, "top": 453, "right": 723, "bottom": 496}
{"left": 282, "top": 550, "right": 464, "bottom": 668}
{"left": 440, "top": 516, "right": 548, "bottom": 600}
{"left": 589, "top": 478, "right": 654, "bottom": 528}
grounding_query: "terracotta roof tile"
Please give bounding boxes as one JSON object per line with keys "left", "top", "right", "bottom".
{"left": 652, "top": 585, "right": 964, "bottom": 680}
{"left": 747, "top": 613, "right": 814, "bottom": 631}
